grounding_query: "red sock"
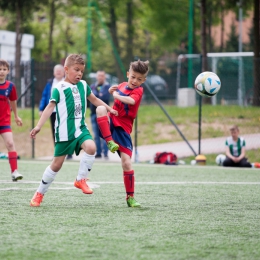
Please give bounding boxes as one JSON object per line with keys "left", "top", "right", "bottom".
{"left": 97, "top": 116, "right": 113, "bottom": 142}
{"left": 124, "top": 170, "right": 134, "bottom": 198}
{"left": 8, "top": 151, "right": 17, "bottom": 173}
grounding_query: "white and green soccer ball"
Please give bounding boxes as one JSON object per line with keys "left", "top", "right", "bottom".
{"left": 194, "top": 71, "right": 221, "bottom": 97}
{"left": 215, "top": 154, "right": 226, "bottom": 166}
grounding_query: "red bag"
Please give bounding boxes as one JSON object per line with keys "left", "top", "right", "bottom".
{"left": 154, "top": 152, "right": 178, "bottom": 165}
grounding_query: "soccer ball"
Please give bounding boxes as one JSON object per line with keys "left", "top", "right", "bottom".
{"left": 215, "top": 154, "right": 226, "bottom": 166}
{"left": 194, "top": 71, "right": 221, "bottom": 97}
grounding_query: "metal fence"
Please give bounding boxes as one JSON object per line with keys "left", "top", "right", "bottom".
{"left": 6, "top": 58, "right": 260, "bottom": 161}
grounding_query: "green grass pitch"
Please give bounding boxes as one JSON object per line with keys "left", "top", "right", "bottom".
{"left": 0, "top": 160, "right": 260, "bottom": 260}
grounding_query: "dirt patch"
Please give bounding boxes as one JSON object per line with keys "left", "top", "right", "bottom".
{"left": 1, "top": 117, "right": 259, "bottom": 159}
{"left": 0, "top": 127, "right": 54, "bottom": 158}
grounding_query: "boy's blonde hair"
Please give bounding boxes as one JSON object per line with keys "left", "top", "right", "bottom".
{"left": 64, "top": 54, "right": 85, "bottom": 67}
{"left": 0, "top": 59, "right": 10, "bottom": 70}
{"left": 230, "top": 125, "right": 239, "bottom": 131}
{"left": 129, "top": 60, "right": 149, "bottom": 76}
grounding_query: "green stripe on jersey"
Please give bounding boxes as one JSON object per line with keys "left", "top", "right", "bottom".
{"left": 77, "top": 81, "right": 86, "bottom": 129}
{"left": 51, "top": 80, "right": 92, "bottom": 142}
{"left": 237, "top": 138, "right": 241, "bottom": 156}
{"left": 225, "top": 136, "right": 245, "bottom": 157}
{"left": 64, "top": 87, "right": 76, "bottom": 140}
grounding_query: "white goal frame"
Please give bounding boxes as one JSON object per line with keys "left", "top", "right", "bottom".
{"left": 176, "top": 52, "right": 254, "bottom": 106}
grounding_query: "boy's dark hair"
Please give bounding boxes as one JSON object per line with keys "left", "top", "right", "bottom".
{"left": 65, "top": 54, "right": 85, "bottom": 67}
{"left": 0, "top": 59, "right": 10, "bottom": 70}
{"left": 129, "top": 60, "right": 149, "bottom": 76}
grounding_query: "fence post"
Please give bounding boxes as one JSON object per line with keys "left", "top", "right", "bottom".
{"left": 134, "top": 114, "right": 139, "bottom": 163}
{"left": 31, "top": 59, "right": 35, "bottom": 159}
{"left": 198, "top": 55, "right": 202, "bottom": 155}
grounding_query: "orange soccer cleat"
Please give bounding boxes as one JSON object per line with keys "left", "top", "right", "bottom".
{"left": 254, "top": 162, "right": 260, "bottom": 168}
{"left": 30, "top": 192, "right": 44, "bottom": 207}
{"left": 74, "top": 179, "right": 93, "bottom": 194}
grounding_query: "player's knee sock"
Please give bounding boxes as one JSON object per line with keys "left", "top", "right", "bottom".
{"left": 97, "top": 116, "right": 112, "bottom": 142}
{"left": 76, "top": 152, "right": 95, "bottom": 181}
{"left": 123, "top": 170, "right": 134, "bottom": 198}
{"left": 8, "top": 151, "right": 17, "bottom": 173}
{"left": 37, "top": 165, "right": 58, "bottom": 194}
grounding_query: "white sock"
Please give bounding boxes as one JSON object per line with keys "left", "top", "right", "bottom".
{"left": 76, "top": 152, "right": 95, "bottom": 181}
{"left": 37, "top": 165, "right": 58, "bottom": 194}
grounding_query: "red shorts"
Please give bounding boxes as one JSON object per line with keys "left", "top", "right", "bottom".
{"left": 0, "top": 126, "right": 12, "bottom": 134}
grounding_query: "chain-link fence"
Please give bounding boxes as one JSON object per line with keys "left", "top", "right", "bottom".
{"left": 139, "top": 54, "right": 260, "bottom": 162}
{"left": 6, "top": 58, "right": 260, "bottom": 161}
{"left": 174, "top": 54, "right": 260, "bottom": 106}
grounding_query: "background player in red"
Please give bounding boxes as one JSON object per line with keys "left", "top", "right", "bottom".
{"left": 0, "top": 59, "right": 23, "bottom": 181}
{"left": 96, "top": 60, "right": 149, "bottom": 207}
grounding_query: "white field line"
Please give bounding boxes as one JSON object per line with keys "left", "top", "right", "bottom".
{"left": 0, "top": 187, "right": 80, "bottom": 191}
{"left": 0, "top": 180, "right": 260, "bottom": 185}
{"left": 0, "top": 180, "right": 260, "bottom": 191}
{"left": 0, "top": 181, "right": 100, "bottom": 191}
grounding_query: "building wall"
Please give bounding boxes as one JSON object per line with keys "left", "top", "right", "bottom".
{"left": 211, "top": 11, "right": 253, "bottom": 47}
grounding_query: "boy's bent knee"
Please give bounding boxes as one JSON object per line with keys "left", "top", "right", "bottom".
{"left": 122, "top": 161, "right": 132, "bottom": 172}
{"left": 81, "top": 139, "right": 96, "bottom": 155}
{"left": 50, "top": 157, "right": 65, "bottom": 172}
{"left": 5, "top": 141, "right": 15, "bottom": 151}
{"left": 96, "top": 106, "right": 107, "bottom": 116}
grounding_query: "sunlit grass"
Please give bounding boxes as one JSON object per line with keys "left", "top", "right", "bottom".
{"left": 0, "top": 160, "right": 260, "bottom": 260}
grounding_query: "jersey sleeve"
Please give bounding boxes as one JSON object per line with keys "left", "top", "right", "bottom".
{"left": 225, "top": 139, "right": 228, "bottom": 146}
{"left": 9, "top": 84, "right": 18, "bottom": 101}
{"left": 80, "top": 80, "right": 92, "bottom": 97}
{"left": 130, "top": 87, "right": 143, "bottom": 103}
{"left": 242, "top": 139, "right": 246, "bottom": 147}
{"left": 50, "top": 87, "right": 59, "bottom": 104}
{"left": 87, "top": 84, "right": 92, "bottom": 97}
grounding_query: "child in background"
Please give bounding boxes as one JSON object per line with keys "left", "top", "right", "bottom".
{"left": 223, "top": 125, "right": 259, "bottom": 168}
{"left": 30, "top": 54, "right": 118, "bottom": 207}
{"left": 0, "top": 59, "right": 23, "bottom": 181}
{"left": 96, "top": 60, "right": 149, "bottom": 207}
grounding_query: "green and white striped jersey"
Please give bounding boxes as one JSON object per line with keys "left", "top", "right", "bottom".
{"left": 50, "top": 80, "right": 92, "bottom": 142}
{"left": 225, "top": 136, "right": 245, "bottom": 157}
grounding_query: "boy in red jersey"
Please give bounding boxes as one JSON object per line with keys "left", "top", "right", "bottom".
{"left": 96, "top": 60, "right": 149, "bottom": 207}
{"left": 0, "top": 59, "right": 23, "bottom": 181}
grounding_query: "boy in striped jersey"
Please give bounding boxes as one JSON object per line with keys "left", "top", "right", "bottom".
{"left": 223, "top": 125, "right": 252, "bottom": 167}
{"left": 29, "top": 54, "right": 118, "bottom": 207}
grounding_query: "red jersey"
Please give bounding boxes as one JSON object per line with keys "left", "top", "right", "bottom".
{"left": 109, "top": 82, "right": 143, "bottom": 134}
{"left": 0, "top": 80, "right": 18, "bottom": 126}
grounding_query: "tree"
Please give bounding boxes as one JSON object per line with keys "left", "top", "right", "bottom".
{"left": 108, "top": 0, "right": 125, "bottom": 81}
{"left": 141, "top": 0, "right": 189, "bottom": 50}
{"left": 200, "top": 0, "right": 207, "bottom": 71}
{"left": 253, "top": 0, "right": 260, "bottom": 106}
{"left": 126, "top": 0, "right": 134, "bottom": 64}
{"left": 47, "top": 0, "right": 59, "bottom": 62}
{"left": 225, "top": 20, "right": 239, "bottom": 52}
{"left": 0, "top": 0, "right": 47, "bottom": 90}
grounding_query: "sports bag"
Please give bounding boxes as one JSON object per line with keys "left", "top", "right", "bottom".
{"left": 154, "top": 152, "right": 178, "bottom": 165}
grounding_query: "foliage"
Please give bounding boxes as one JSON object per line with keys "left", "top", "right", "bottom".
{"left": 0, "top": 0, "right": 257, "bottom": 74}
{"left": 225, "top": 20, "right": 239, "bottom": 52}
{"left": 140, "top": 0, "right": 189, "bottom": 49}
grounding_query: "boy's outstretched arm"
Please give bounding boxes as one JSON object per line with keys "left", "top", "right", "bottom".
{"left": 30, "top": 102, "right": 56, "bottom": 139}
{"left": 112, "top": 91, "right": 135, "bottom": 105}
{"left": 88, "top": 93, "right": 118, "bottom": 116}
{"left": 9, "top": 100, "right": 22, "bottom": 126}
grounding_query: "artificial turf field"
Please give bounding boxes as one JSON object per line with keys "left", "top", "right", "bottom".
{"left": 0, "top": 160, "right": 260, "bottom": 260}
